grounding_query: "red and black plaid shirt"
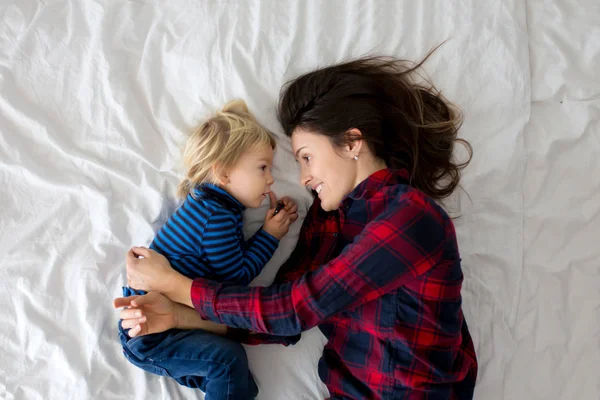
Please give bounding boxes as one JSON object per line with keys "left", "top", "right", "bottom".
{"left": 192, "top": 168, "right": 478, "bottom": 399}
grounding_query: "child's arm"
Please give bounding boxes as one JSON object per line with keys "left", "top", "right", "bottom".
{"left": 202, "top": 209, "right": 279, "bottom": 286}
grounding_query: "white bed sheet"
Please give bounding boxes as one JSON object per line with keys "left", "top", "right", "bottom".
{"left": 0, "top": 1, "right": 597, "bottom": 399}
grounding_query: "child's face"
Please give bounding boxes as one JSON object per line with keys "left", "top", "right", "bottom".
{"left": 223, "top": 145, "right": 275, "bottom": 208}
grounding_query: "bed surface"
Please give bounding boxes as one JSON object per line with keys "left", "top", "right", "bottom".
{"left": 0, "top": 1, "right": 598, "bottom": 399}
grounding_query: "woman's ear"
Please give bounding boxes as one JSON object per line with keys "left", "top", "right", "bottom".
{"left": 212, "top": 164, "right": 229, "bottom": 185}
{"left": 345, "top": 128, "right": 364, "bottom": 159}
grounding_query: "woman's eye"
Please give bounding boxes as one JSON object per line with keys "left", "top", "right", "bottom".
{"left": 302, "top": 156, "right": 311, "bottom": 164}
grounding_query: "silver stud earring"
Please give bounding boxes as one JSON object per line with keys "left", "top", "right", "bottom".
{"left": 353, "top": 155, "right": 359, "bottom": 161}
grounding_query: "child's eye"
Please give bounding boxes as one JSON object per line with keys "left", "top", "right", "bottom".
{"left": 260, "top": 165, "right": 267, "bottom": 171}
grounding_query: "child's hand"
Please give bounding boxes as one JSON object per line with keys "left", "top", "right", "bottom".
{"left": 263, "top": 193, "right": 298, "bottom": 240}
{"left": 280, "top": 196, "right": 299, "bottom": 224}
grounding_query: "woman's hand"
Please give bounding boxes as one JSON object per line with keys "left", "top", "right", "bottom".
{"left": 114, "top": 292, "right": 177, "bottom": 337}
{"left": 125, "top": 247, "right": 192, "bottom": 305}
{"left": 114, "top": 292, "right": 228, "bottom": 337}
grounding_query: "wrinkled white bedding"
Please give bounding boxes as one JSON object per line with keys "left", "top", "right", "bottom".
{"left": 0, "top": 1, "right": 598, "bottom": 399}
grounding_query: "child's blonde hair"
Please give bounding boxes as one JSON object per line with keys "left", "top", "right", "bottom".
{"left": 177, "top": 100, "right": 276, "bottom": 199}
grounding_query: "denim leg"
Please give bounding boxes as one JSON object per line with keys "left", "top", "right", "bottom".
{"left": 118, "top": 323, "right": 258, "bottom": 400}
{"left": 118, "top": 322, "right": 173, "bottom": 378}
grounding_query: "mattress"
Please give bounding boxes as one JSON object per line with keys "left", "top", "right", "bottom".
{"left": 0, "top": 1, "right": 598, "bottom": 399}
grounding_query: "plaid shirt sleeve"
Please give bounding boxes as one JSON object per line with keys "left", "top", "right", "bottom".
{"left": 191, "top": 192, "right": 446, "bottom": 335}
{"left": 229, "top": 198, "right": 321, "bottom": 346}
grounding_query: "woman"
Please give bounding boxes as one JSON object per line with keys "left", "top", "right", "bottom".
{"left": 115, "top": 55, "right": 478, "bottom": 399}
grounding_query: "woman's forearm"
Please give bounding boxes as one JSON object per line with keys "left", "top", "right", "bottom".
{"left": 164, "top": 273, "right": 194, "bottom": 308}
{"left": 175, "top": 303, "right": 227, "bottom": 335}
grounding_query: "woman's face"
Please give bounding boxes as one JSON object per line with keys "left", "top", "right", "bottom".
{"left": 291, "top": 128, "right": 358, "bottom": 211}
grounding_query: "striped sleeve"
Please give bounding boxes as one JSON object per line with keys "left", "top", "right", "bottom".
{"left": 150, "top": 198, "right": 211, "bottom": 257}
{"left": 202, "top": 209, "right": 279, "bottom": 286}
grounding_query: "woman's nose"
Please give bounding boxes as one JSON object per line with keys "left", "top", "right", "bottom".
{"left": 300, "top": 166, "right": 311, "bottom": 187}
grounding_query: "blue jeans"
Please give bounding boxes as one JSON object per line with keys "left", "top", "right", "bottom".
{"left": 118, "top": 323, "right": 258, "bottom": 400}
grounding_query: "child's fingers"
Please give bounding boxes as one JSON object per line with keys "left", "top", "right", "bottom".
{"left": 265, "top": 208, "right": 275, "bottom": 220}
{"left": 284, "top": 197, "right": 296, "bottom": 206}
{"left": 268, "top": 192, "right": 278, "bottom": 209}
{"left": 287, "top": 204, "right": 298, "bottom": 215}
{"left": 281, "top": 198, "right": 298, "bottom": 216}
{"left": 273, "top": 209, "right": 288, "bottom": 222}
{"left": 273, "top": 201, "right": 285, "bottom": 215}
{"left": 290, "top": 212, "right": 299, "bottom": 223}
{"left": 113, "top": 296, "right": 140, "bottom": 309}
{"left": 282, "top": 198, "right": 294, "bottom": 209}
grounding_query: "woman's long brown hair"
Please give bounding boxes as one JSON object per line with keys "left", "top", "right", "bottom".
{"left": 278, "top": 47, "right": 472, "bottom": 200}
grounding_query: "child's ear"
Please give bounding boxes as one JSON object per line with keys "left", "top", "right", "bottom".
{"left": 212, "top": 164, "right": 229, "bottom": 185}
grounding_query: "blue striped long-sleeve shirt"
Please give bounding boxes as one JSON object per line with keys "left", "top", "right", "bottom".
{"left": 123, "top": 184, "right": 279, "bottom": 297}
